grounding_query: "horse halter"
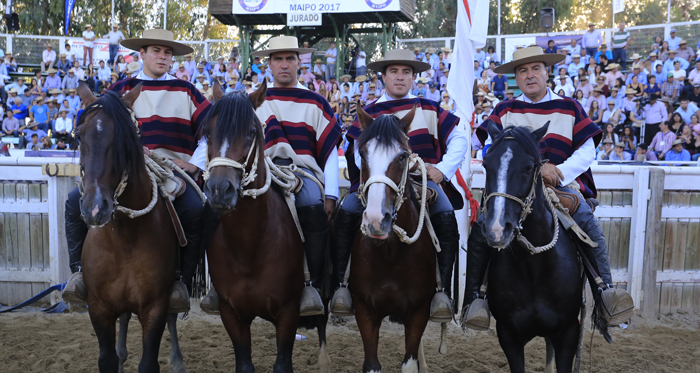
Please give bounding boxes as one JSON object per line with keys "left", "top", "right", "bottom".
{"left": 204, "top": 134, "right": 272, "bottom": 198}
{"left": 358, "top": 152, "right": 411, "bottom": 222}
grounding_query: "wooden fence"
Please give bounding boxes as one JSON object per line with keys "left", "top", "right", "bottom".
{"left": 470, "top": 165, "right": 700, "bottom": 315}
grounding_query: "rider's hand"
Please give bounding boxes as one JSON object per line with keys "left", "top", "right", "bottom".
{"left": 172, "top": 158, "right": 198, "bottom": 174}
{"left": 142, "top": 146, "right": 152, "bottom": 157}
{"left": 324, "top": 198, "right": 336, "bottom": 222}
{"left": 542, "top": 163, "right": 564, "bottom": 186}
{"left": 425, "top": 165, "right": 444, "bottom": 184}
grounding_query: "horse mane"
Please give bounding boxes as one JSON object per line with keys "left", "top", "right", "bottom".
{"left": 356, "top": 114, "right": 409, "bottom": 151}
{"left": 489, "top": 125, "right": 543, "bottom": 165}
{"left": 201, "top": 90, "right": 262, "bottom": 148}
{"left": 77, "top": 90, "right": 144, "bottom": 180}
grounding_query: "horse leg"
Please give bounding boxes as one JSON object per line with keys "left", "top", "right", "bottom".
{"left": 167, "top": 313, "right": 188, "bottom": 373}
{"left": 544, "top": 337, "right": 555, "bottom": 373}
{"left": 355, "top": 303, "right": 381, "bottom": 373}
{"left": 495, "top": 325, "right": 526, "bottom": 373}
{"left": 316, "top": 314, "right": 331, "bottom": 373}
{"left": 549, "top": 322, "right": 580, "bottom": 373}
{"left": 220, "top": 303, "right": 254, "bottom": 373}
{"left": 403, "top": 311, "right": 429, "bottom": 373}
{"left": 137, "top": 304, "right": 169, "bottom": 373}
{"left": 88, "top": 306, "right": 119, "bottom": 373}
{"left": 272, "top": 309, "right": 298, "bottom": 373}
{"left": 117, "top": 313, "right": 131, "bottom": 373}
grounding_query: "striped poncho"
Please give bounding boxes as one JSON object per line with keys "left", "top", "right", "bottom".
{"left": 479, "top": 95, "right": 603, "bottom": 199}
{"left": 347, "top": 97, "right": 463, "bottom": 209}
{"left": 258, "top": 88, "right": 342, "bottom": 183}
{"left": 109, "top": 78, "right": 211, "bottom": 161}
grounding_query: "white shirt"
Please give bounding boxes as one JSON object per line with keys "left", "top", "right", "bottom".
{"left": 353, "top": 91, "right": 469, "bottom": 182}
{"left": 43, "top": 49, "right": 56, "bottom": 63}
{"left": 82, "top": 30, "right": 95, "bottom": 48}
{"left": 105, "top": 30, "right": 125, "bottom": 45}
{"left": 325, "top": 48, "right": 337, "bottom": 63}
{"left": 517, "top": 88, "right": 596, "bottom": 187}
{"left": 355, "top": 52, "right": 366, "bottom": 68}
{"left": 554, "top": 83, "right": 576, "bottom": 97}
{"left": 54, "top": 117, "right": 72, "bottom": 133}
{"left": 135, "top": 70, "right": 175, "bottom": 81}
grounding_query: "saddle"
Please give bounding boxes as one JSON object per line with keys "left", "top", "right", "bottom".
{"left": 411, "top": 178, "right": 439, "bottom": 205}
{"left": 543, "top": 182, "right": 580, "bottom": 214}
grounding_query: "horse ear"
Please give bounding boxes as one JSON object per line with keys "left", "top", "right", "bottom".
{"left": 486, "top": 119, "right": 501, "bottom": 141}
{"left": 532, "top": 121, "right": 550, "bottom": 142}
{"left": 356, "top": 103, "right": 374, "bottom": 130}
{"left": 121, "top": 83, "right": 143, "bottom": 110}
{"left": 398, "top": 104, "right": 417, "bottom": 134}
{"left": 77, "top": 82, "right": 97, "bottom": 107}
{"left": 212, "top": 80, "right": 224, "bottom": 103}
{"left": 249, "top": 82, "right": 267, "bottom": 110}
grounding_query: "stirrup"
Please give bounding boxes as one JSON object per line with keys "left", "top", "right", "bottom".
{"left": 62, "top": 272, "right": 87, "bottom": 306}
{"left": 330, "top": 286, "right": 354, "bottom": 316}
{"left": 200, "top": 287, "right": 220, "bottom": 315}
{"left": 601, "top": 287, "right": 634, "bottom": 326}
{"left": 169, "top": 280, "right": 190, "bottom": 314}
{"left": 429, "top": 292, "right": 454, "bottom": 323}
{"left": 461, "top": 298, "right": 491, "bottom": 331}
{"left": 299, "top": 284, "right": 324, "bottom": 317}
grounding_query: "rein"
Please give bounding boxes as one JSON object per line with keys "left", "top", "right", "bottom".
{"left": 480, "top": 148, "right": 560, "bottom": 254}
{"left": 358, "top": 153, "right": 432, "bottom": 246}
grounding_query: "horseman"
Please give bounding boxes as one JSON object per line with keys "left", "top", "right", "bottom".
{"left": 62, "top": 29, "right": 211, "bottom": 313}
{"left": 463, "top": 46, "right": 633, "bottom": 330}
{"left": 331, "top": 49, "right": 467, "bottom": 322}
{"left": 199, "top": 36, "right": 342, "bottom": 316}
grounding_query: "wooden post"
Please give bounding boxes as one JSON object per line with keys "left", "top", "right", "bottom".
{"left": 641, "top": 168, "right": 664, "bottom": 318}
{"left": 628, "top": 168, "right": 649, "bottom": 308}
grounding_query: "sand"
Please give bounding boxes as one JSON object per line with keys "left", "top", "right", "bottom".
{"left": 1, "top": 306, "right": 699, "bottom": 373}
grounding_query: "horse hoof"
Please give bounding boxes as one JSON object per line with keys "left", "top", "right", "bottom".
{"left": 429, "top": 292, "right": 453, "bottom": 323}
{"left": 461, "top": 299, "right": 491, "bottom": 331}
{"left": 330, "top": 287, "right": 354, "bottom": 316}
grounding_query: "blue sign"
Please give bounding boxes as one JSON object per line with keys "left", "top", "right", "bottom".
{"left": 239, "top": 0, "right": 268, "bottom": 12}
{"left": 365, "top": 0, "right": 393, "bottom": 10}
{"left": 64, "top": 0, "right": 76, "bottom": 35}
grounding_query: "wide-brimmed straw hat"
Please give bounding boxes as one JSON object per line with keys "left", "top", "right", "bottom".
{"left": 121, "top": 28, "right": 193, "bottom": 56}
{"left": 605, "top": 63, "right": 620, "bottom": 70}
{"left": 127, "top": 61, "right": 141, "bottom": 73}
{"left": 339, "top": 74, "right": 351, "bottom": 81}
{"left": 671, "top": 139, "right": 684, "bottom": 146}
{"left": 494, "top": 46, "right": 565, "bottom": 74}
{"left": 624, "top": 88, "right": 637, "bottom": 95}
{"left": 251, "top": 36, "right": 315, "bottom": 58}
{"left": 366, "top": 49, "right": 430, "bottom": 74}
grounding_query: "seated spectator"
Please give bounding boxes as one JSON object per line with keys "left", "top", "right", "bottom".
{"left": 485, "top": 92, "right": 499, "bottom": 107}
{"left": 554, "top": 75, "right": 575, "bottom": 97}
{"left": 425, "top": 83, "right": 441, "bottom": 102}
{"left": 665, "top": 139, "right": 691, "bottom": 163}
{"left": 567, "top": 54, "right": 585, "bottom": 77}
{"left": 644, "top": 75, "right": 661, "bottom": 97}
{"left": 625, "top": 64, "right": 647, "bottom": 85}
{"left": 663, "top": 50, "right": 689, "bottom": 72}
{"left": 5, "top": 77, "right": 28, "bottom": 95}
{"left": 505, "top": 90, "right": 515, "bottom": 100}
{"left": 43, "top": 69, "right": 62, "bottom": 93}
{"left": 635, "top": 143, "right": 657, "bottom": 161}
{"left": 609, "top": 142, "right": 632, "bottom": 160}
{"left": 605, "top": 63, "right": 623, "bottom": 88}
{"left": 440, "top": 92, "right": 454, "bottom": 112}
{"left": 677, "top": 40, "right": 694, "bottom": 65}
{"left": 596, "top": 138, "right": 614, "bottom": 160}
{"left": 194, "top": 74, "right": 206, "bottom": 90}
{"left": 95, "top": 61, "right": 112, "bottom": 92}
{"left": 20, "top": 89, "right": 33, "bottom": 109}
{"left": 476, "top": 70, "right": 491, "bottom": 93}
{"left": 439, "top": 68, "right": 449, "bottom": 88}
{"left": 62, "top": 69, "right": 79, "bottom": 90}
{"left": 258, "top": 64, "right": 273, "bottom": 83}
{"left": 1, "top": 109, "right": 19, "bottom": 137}
{"left": 648, "top": 121, "right": 676, "bottom": 159}
{"left": 620, "top": 126, "right": 637, "bottom": 154}
{"left": 627, "top": 74, "right": 646, "bottom": 98}
{"left": 53, "top": 138, "right": 69, "bottom": 150}
{"left": 412, "top": 78, "right": 428, "bottom": 96}
{"left": 200, "top": 81, "right": 213, "bottom": 101}
{"left": 544, "top": 40, "right": 558, "bottom": 54}
{"left": 595, "top": 44, "right": 612, "bottom": 64}
{"left": 689, "top": 84, "right": 700, "bottom": 106}
{"left": 602, "top": 101, "right": 625, "bottom": 127}
{"left": 661, "top": 72, "right": 683, "bottom": 105}
{"left": 670, "top": 60, "right": 687, "bottom": 82}
{"left": 41, "top": 44, "right": 56, "bottom": 73}
{"left": 491, "top": 71, "right": 507, "bottom": 99}
{"left": 29, "top": 97, "right": 50, "bottom": 132}
{"left": 56, "top": 54, "right": 70, "bottom": 76}
{"left": 587, "top": 87, "right": 606, "bottom": 112}
{"left": 190, "top": 64, "right": 210, "bottom": 85}
{"left": 19, "top": 121, "right": 48, "bottom": 149}
{"left": 574, "top": 90, "right": 587, "bottom": 107}
{"left": 46, "top": 99, "right": 58, "bottom": 128}
{"left": 53, "top": 108, "right": 72, "bottom": 138}
{"left": 675, "top": 97, "right": 700, "bottom": 125}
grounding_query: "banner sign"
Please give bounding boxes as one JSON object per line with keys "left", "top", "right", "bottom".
{"left": 64, "top": 0, "right": 76, "bottom": 35}
{"left": 613, "top": 0, "right": 625, "bottom": 14}
{"left": 287, "top": 12, "right": 322, "bottom": 26}
{"left": 62, "top": 38, "right": 138, "bottom": 66}
{"left": 535, "top": 34, "right": 584, "bottom": 53}
{"left": 233, "top": 0, "right": 399, "bottom": 14}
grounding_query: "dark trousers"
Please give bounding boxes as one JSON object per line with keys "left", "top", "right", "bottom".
{"left": 612, "top": 48, "right": 627, "bottom": 71}
{"left": 108, "top": 44, "right": 119, "bottom": 66}
{"left": 586, "top": 48, "right": 598, "bottom": 59}
{"left": 644, "top": 122, "right": 661, "bottom": 145}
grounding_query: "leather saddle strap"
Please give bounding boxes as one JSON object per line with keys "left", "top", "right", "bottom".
{"left": 478, "top": 260, "right": 490, "bottom": 298}
{"left": 162, "top": 192, "right": 188, "bottom": 248}
{"left": 569, "top": 231, "right": 607, "bottom": 290}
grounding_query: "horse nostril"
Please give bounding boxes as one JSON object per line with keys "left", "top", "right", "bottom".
{"left": 505, "top": 222, "right": 513, "bottom": 234}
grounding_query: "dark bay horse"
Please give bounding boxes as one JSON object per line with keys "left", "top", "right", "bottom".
{"left": 351, "top": 106, "right": 436, "bottom": 373}
{"left": 203, "top": 83, "right": 330, "bottom": 373}
{"left": 480, "top": 122, "right": 583, "bottom": 373}
{"left": 76, "top": 83, "right": 188, "bottom": 373}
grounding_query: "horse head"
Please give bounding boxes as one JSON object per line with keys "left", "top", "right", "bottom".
{"left": 356, "top": 104, "right": 416, "bottom": 239}
{"left": 203, "top": 81, "right": 267, "bottom": 210}
{"left": 481, "top": 120, "right": 549, "bottom": 248}
{"left": 75, "top": 82, "right": 143, "bottom": 227}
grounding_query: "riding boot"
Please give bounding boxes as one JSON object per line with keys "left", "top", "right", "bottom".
{"left": 429, "top": 211, "right": 459, "bottom": 323}
{"left": 297, "top": 205, "right": 327, "bottom": 317}
{"left": 461, "top": 216, "right": 493, "bottom": 330}
{"left": 572, "top": 202, "right": 634, "bottom": 327}
{"left": 199, "top": 205, "right": 222, "bottom": 315}
{"left": 329, "top": 208, "right": 362, "bottom": 316}
{"left": 62, "top": 195, "right": 89, "bottom": 305}
{"left": 170, "top": 216, "right": 202, "bottom": 314}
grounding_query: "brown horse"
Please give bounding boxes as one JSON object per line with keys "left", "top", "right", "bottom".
{"left": 76, "top": 82, "right": 188, "bottom": 373}
{"left": 203, "top": 83, "right": 330, "bottom": 373}
{"left": 351, "top": 106, "right": 436, "bottom": 373}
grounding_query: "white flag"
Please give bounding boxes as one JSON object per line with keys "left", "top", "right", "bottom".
{"left": 613, "top": 0, "right": 625, "bottom": 14}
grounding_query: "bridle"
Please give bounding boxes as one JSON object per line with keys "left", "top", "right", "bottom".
{"left": 204, "top": 134, "right": 272, "bottom": 198}
{"left": 357, "top": 153, "right": 411, "bottom": 222}
{"left": 480, "top": 137, "right": 559, "bottom": 254}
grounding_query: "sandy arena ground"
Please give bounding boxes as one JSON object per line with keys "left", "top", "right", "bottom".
{"left": 1, "top": 306, "right": 699, "bottom": 372}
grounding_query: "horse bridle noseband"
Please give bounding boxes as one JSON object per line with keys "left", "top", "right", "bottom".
{"left": 358, "top": 155, "right": 411, "bottom": 222}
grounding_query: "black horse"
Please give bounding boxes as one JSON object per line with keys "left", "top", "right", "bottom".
{"left": 479, "top": 123, "right": 583, "bottom": 373}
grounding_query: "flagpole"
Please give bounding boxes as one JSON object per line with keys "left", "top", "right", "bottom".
{"left": 497, "top": 0, "right": 501, "bottom": 35}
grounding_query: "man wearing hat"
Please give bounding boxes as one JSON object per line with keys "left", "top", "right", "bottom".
{"left": 365, "top": 90, "right": 377, "bottom": 105}
{"left": 82, "top": 24, "right": 96, "bottom": 65}
{"left": 333, "top": 48, "right": 467, "bottom": 323}
{"left": 258, "top": 63, "right": 273, "bottom": 84}
{"left": 582, "top": 22, "right": 603, "bottom": 58}
{"left": 625, "top": 64, "right": 647, "bottom": 86}
{"left": 667, "top": 29, "right": 682, "bottom": 51}
{"left": 224, "top": 78, "right": 239, "bottom": 93}
{"left": 194, "top": 35, "right": 343, "bottom": 316}
{"left": 19, "top": 121, "right": 48, "bottom": 149}
{"left": 414, "top": 47, "right": 425, "bottom": 62}
{"left": 648, "top": 52, "right": 662, "bottom": 71}
{"left": 602, "top": 100, "right": 625, "bottom": 128}
{"left": 661, "top": 72, "right": 683, "bottom": 105}
{"left": 505, "top": 89, "right": 515, "bottom": 100}
{"left": 103, "top": 24, "right": 125, "bottom": 65}
{"left": 426, "top": 82, "right": 441, "bottom": 102}
{"left": 596, "top": 138, "right": 614, "bottom": 160}
{"left": 299, "top": 41, "right": 313, "bottom": 70}
{"left": 324, "top": 41, "right": 337, "bottom": 79}
{"left": 412, "top": 77, "right": 428, "bottom": 97}
{"left": 53, "top": 107, "right": 73, "bottom": 139}
{"left": 665, "top": 139, "right": 691, "bottom": 163}
{"left": 467, "top": 46, "right": 633, "bottom": 333}
{"left": 554, "top": 75, "right": 575, "bottom": 97}
{"left": 676, "top": 40, "right": 693, "bottom": 65}
{"left": 608, "top": 141, "right": 631, "bottom": 161}
{"left": 44, "top": 68, "right": 62, "bottom": 93}
{"left": 5, "top": 76, "right": 27, "bottom": 95}
{"left": 190, "top": 64, "right": 210, "bottom": 85}
{"left": 567, "top": 54, "right": 585, "bottom": 77}
{"left": 62, "top": 28, "right": 212, "bottom": 314}
{"left": 352, "top": 74, "right": 368, "bottom": 94}
{"left": 182, "top": 54, "right": 196, "bottom": 78}
{"left": 642, "top": 93, "right": 669, "bottom": 143}
{"left": 299, "top": 65, "right": 314, "bottom": 85}
{"left": 126, "top": 61, "right": 141, "bottom": 78}
{"left": 61, "top": 68, "right": 79, "bottom": 90}
{"left": 41, "top": 44, "right": 56, "bottom": 73}
{"left": 604, "top": 63, "right": 623, "bottom": 87}
{"left": 56, "top": 53, "right": 71, "bottom": 77}
{"left": 65, "top": 88, "right": 81, "bottom": 110}
{"left": 664, "top": 49, "right": 689, "bottom": 73}
{"left": 313, "top": 58, "right": 325, "bottom": 80}
{"left": 611, "top": 21, "right": 631, "bottom": 70}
